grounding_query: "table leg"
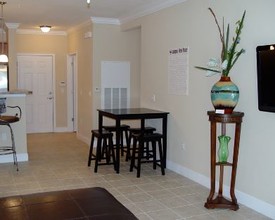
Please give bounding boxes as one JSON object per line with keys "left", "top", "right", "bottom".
{"left": 115, "top": 119, "right": 121, "bottom": 173}
{"left": 205, "top": 121, "right": 216, "bottom": 205}
{"left": 230, "top": 122, "right": 242, "bottom": 205}
{"left": 162, "top": 115, "right": 167, "bottom": 168}
{"left": 98, "top": 113, "right": 103, "bottom": 133}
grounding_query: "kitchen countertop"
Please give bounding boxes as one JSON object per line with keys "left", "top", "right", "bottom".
{"left": 0, "top": 90, "right": 31, "bottom": 98}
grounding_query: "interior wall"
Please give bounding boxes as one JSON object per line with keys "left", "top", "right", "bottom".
{"left": 68, "top": 23, "right": 93, "bottom": 143}
{"left": 15, "top": 33, "right": 68, "bottom": 128}
{"left": 123, "top": 0, "right": 275, "bottom": 217}
{"left": 92, "top": 24, "right": 141, "bottom": 129}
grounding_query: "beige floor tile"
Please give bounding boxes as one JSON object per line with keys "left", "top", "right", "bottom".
{"left": 158, "top": 195, "right": 191, "bottom": 208}
{"left": 137, "top": 182, "right": 164, "bottom": 192}
{"left": 187, "top": 214, "right": 217, "bottom": 220}
{"left": 135, "top": 200, "right": 166, "bottom": 212}
{"left": 147, "top": 189, "right": 176, "bottom": 199}
{"left": 135, "top": 213, "right": 153, "bottom": 220}
{"left": 172, "top": 204, "right": 208, "bottom": 218}
{"left": 209, "top": 210, "right": 247, "bottom": 220}
{"left": 146, "top": 208, "right": 182, "bottom": 220}
{"left": 116, "top": 185, "right": 144, "bottom": 195}
{"left": 0, "top": 132, "right": 270, "bottom": 220}
{"left": 125, "top": 192, "right": 154, "bottom": 203}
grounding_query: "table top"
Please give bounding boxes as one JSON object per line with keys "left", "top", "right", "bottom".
{"left": 207, "top": 111, "right": 244, "bottom": 123}
{"left": 98, "top": 108, "right": 169, "bottom": 119}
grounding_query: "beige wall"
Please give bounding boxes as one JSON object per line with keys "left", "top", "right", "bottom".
{"left": 123, "top": 0, "right": 275, "bottom": 216}
{"left": 15, "top": 34, "right": 68, "bottom": 128}
{"left": 68, "top": 23, "right": 93, "bottom": 142}
{"left": 92, "top": 24, "right": 141, "bottom": 129}
{"left": 5, "top": 0, "right": 275, "bottom": 217}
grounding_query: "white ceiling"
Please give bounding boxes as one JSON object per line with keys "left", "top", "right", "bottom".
{"left": 3, "top": 0, "right": 185, "bottom": 32}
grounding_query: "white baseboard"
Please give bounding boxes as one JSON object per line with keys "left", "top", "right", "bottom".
{"left": 167, "top": 160, "right": 275, "bottom": 219}
{"left": 0, "top": 153, "right": 29, "bottom": 163}
{"left": 54, "top": 127, "right": 70, "bottom": 132}
{"left": 76, "top": 133, "right": 90, "bottom": 145}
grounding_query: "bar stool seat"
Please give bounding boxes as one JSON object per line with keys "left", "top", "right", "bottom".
{"left": 87, "top": 130, "right": 116, "bottom": 173}
{"left": 130, "top": 132, "right": 165, "bottom": 178}
{"left": 126, "top": 126, "right": 156, "bottom": 161}
{"left": 0, "top": 105, "right": 22, "bottom": 171}
{"left": 102, "top": 124, "right": 130, "bottom": 157}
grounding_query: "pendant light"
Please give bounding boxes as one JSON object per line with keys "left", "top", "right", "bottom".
{"left": 0, "top": 1, "right": 8, "bottom": 63}
{"left": 87, "top": 0, "right": 91, "bottom": 7}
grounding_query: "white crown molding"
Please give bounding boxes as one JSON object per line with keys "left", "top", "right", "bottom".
{"left": 5, "top": 22, "right": 20, "bottom": 29}
{"left": 67, "top": 19, "right": 92, "bottom": 34}
{"left": 91, "top": 17, "right": 120, "bottom": 25}
{"left": 16, "top": 29, "right": 67, "bottom": 36}
{"left": 119, "top": 0, "right": 187, "bottom": 24}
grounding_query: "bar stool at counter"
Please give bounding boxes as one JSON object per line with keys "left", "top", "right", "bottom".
{"left": 0, "top": 98, "right": 22, "bottom": 171}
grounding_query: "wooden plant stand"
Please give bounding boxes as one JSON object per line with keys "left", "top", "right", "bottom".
{"left": 205, "top": 111, "right": 244, "bottom": 210}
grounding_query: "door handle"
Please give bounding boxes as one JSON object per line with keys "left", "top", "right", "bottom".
{"left": 47, "top": 97, "right": 54, "bottom": 100}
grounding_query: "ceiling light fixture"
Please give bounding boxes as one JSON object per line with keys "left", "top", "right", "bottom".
{"left": 40, "top": 25, "right": 51, "bottom": 33}
{"left": 0, "top": 1, "right": 8, "bottom": 63}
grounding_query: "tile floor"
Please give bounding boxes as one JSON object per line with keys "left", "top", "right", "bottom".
{"left": 0, "top": 132, "right": 271, "bottom": 220}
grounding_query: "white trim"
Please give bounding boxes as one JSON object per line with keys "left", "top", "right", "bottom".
{"left": 0, "top": 153, "right": 29, "bottom": 163}
{"left": 67, "top": 53, "right": 78, "bottom": 132}
{"left": 119, "top": 0, "right": 187, "bottom": 24}
{"left": 0, "top": 93, "right": 26, "bottom": 98}
{"left": 54, "top": 127, "right": 70, "bottom": 133}
{"left": 52, "top": 55, "right": 56, "bottom": 133}
{"left": 16, "top": 29, "right": 67, "bottom": 36}
{"left": 167, "top": 160, "right": 275, "bottom": 219}
{"left": 76, "top": 132, "right": 90, "bottom": 146}
{"left": 91, "top": 17, "right": 120, "bottom": 25}
{"left": 6, "top": 23, "right": 20, "bottom": 29}
{"left": 67, "top": 19, "right": 92, "bottom": 34}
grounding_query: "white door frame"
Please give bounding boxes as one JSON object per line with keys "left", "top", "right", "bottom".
{"left": 67, "top": 53, "right": 78, "bottom": 132}
{"left": 17, "top": 53, "right": 56, "bottom": 132}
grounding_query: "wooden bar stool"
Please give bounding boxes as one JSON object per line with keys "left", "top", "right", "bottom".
{"left": 102, "top": 124, "right": 130, "bottom": 157}
{"left": 87, "top": 130, "right": 116, "bottom": 173}
{"left": 126, "top": 126, "right": 156, "bottom": 161}
{"left": 0, "top": 102, "right": 22, "bottom": 171}
{"left": 130, "top": 132, "right": 165, "bottom": 178}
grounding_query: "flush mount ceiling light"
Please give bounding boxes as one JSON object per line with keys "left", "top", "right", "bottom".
{"left": 87, "top": 0, "right": 91, "bottom": 7}
{"left": 0, "top": 1, "right": 8, "bottom": 63}
{"left": 40, "top": 25, "right": 51, "bottom": 33}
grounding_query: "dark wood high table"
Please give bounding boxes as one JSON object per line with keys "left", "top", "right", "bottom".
{"left": 205, "top": 111, "right": 244, "bottom": 211}
{"left": 97, "top": 108, "right": 169, "bottom": 173}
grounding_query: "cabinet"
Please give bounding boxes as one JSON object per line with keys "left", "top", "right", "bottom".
{"left": 205, "top": 111, "right": 244, "bottom": 210}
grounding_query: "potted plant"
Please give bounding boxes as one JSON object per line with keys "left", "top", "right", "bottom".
{"left": 196, "top": 8, "right": 246, "bottom": 114}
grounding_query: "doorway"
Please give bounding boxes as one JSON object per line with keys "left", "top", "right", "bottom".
{"left": 17, "top": 54, "right": 54, "bottom": 133}
{"left": 67, "top": 54, "right": 78, "bottom": 132}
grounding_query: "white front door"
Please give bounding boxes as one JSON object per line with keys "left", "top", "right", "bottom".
{"left": 17, "top": 55, "right": 54, "bottom": 133}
